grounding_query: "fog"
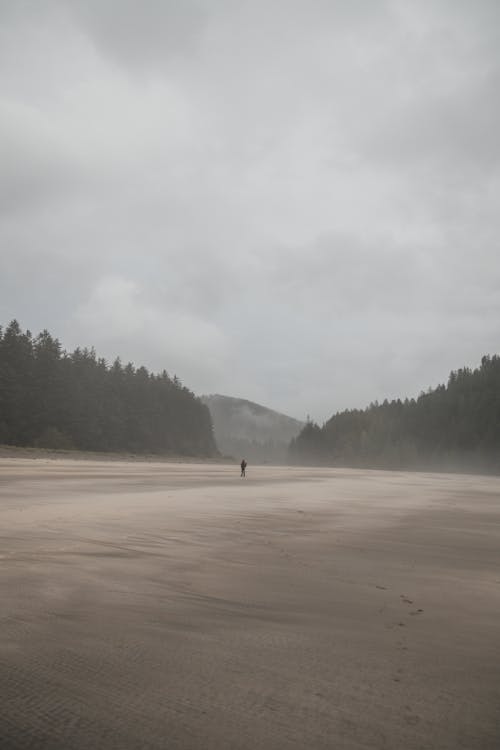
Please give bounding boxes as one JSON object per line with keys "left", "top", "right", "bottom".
{"left": 1, "top": 1, "right": 500, "bottom": 421}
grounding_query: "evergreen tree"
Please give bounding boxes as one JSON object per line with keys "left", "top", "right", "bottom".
{"left": 291, "top": 355, "right": 500, "bottom": 474}
{"left": 0, "top": 321, "right": 217, "bottom": 457}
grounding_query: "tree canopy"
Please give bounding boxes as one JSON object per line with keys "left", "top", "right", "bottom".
{"left": 0, "top": 320, "right": 216, "bottom": 457}
{"left": 290, "top": 355, "right": 500, "bottom": 473}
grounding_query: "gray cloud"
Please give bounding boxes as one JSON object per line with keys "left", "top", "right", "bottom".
{"left": 64, "top": 0, "right": 210, "bottom": 68}
{"left": 1, "top": 1, "right": 499, "bottom": 421}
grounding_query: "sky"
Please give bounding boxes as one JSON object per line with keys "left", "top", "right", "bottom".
{"left": 1, "top": 0, "right": 499, "bottom": 422}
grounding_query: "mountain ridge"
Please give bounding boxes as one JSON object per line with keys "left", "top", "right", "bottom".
{"left": 201, "top": 393, "right": 304, "bottom": 463}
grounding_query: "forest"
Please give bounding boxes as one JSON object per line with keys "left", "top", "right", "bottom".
{"left": 0, "top": 320, "right": 216, "bottom": 457}
{"left": 290, "top": 355, "right": 500, "bottom": 473}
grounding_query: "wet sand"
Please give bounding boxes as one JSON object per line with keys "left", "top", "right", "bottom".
{"left": 1, "top": 459, "right": 499, "bottom": 749}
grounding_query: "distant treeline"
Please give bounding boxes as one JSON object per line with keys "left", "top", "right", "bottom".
{"left": 0, "top": 320, "right": 216, "bottom": 456}
{"left": 290, "top": 355, "right": 500, "bottom": 473}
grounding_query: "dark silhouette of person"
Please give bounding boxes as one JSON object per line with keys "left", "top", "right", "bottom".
{"left": 240, "top": 459, "right": 247, "bottom": 477}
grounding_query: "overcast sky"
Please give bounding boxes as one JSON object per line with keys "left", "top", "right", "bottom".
{"left": 1, "top": 1, "right": 499, "bottom": 421}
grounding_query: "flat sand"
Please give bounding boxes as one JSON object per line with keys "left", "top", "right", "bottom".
{"left": 1, "top": 459, "right": 499, "bottom": 749}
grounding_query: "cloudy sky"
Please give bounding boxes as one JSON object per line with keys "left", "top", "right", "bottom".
{"left": 1, "top": 1, "right": 499, "bottom": 421}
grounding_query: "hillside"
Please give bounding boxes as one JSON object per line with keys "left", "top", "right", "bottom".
{"left": 201, "top": 394, "right": 303, "bottom": 464}
{"left": 290, "top": 354, "right": 500, "bottom": 474}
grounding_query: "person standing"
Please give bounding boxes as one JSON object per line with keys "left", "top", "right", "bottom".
{"left": 240, "top": 459, "right": 247, "bottom": 477}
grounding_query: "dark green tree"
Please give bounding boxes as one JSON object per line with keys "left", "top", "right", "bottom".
{"left": 0, "top": 321, "right": 217, "bottom": 457}
{"left": 291, "top": 355, "right": 500, "bottom": 474}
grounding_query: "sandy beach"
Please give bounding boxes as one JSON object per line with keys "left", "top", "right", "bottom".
{"left": 1, "top": 458, "right": 499, "bottom": 749}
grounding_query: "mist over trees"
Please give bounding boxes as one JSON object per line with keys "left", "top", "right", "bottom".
{"left": 0, "top": 320, "right": 216, "bottom": 457}
{"left": 201, "top": 394, "right": 303, "bottom": 464}
{"left": 290, "top": 355, "right": 500, "bottom": 474}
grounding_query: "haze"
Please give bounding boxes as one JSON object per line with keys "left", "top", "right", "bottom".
{"left": 1, "top": 1, "right": 499, "bottom": 420}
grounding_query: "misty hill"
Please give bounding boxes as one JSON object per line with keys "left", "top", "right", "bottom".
{"left": 290, "top": 354, "right": 500, "bottom": 474}
{"left": 201, "top": 394, "right": 303, "bottom": 464}
{"left": 0, "top": 320, "right": 216, "bottom": 457}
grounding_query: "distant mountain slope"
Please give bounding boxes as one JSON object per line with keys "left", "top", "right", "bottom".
{"left": 201, "top": 394, "right": 304, "bottom": 464}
